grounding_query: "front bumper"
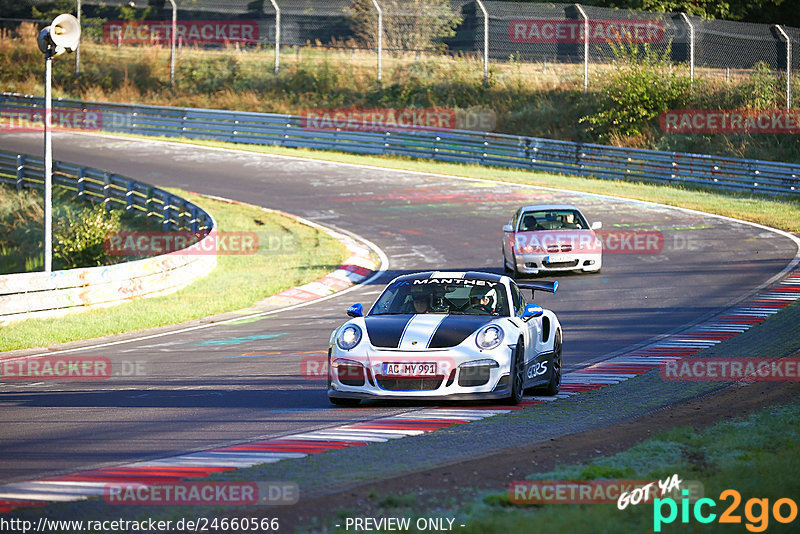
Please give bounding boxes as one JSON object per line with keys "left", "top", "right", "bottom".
{"left": 515, "top": 252, "right": 601, "bottom": 274}
{"left": 328, "top": 344, "right": 514, "bottom": 400}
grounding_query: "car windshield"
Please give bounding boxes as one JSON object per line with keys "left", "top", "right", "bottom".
{"left": 370, "top": 279, "right": 510, "bottom": 316}
{"left": 519, "top": 209, "right": 589, "bottom": 231}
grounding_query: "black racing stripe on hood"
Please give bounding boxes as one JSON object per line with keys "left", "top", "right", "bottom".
{"left": 428, "top": 315, "right": 495, "bottom": 349}
{"left": 364, "top": 315, "right": 413, "bottom": 348}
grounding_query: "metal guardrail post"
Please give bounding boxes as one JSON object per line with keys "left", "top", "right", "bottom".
{"left": 103, "top": 172, "right": 111, "bottom": 211}
{"left": 774, "top": 25, "right": 792, "bottom": 110}
{"left": 75, "top": 0, "right": 81, "bottom": 76}
{"left": 269, "top": 0, "right": 280, "bottom": 75}
{"left": 167, "top": 0, "right": 177, "bottom": 86}
{"left": 680, "top": 13, "right": 695, "bottom": 90}
{"left": 575, "top": 4, "right": 589, "bottom": 93}
{"left": 371, "top": 0, "right": 382, "bottom": 83}
{"left": 15, "top": 154, "right": 24, "bottom": 190}
{"left": 476, "top": 0, "right": 489, "bottom": 87}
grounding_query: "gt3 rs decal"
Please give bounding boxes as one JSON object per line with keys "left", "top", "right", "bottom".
{"left": 429, "top": 315, "right": 494, "bottom": 349}
{"left": 527, "top": 360, "right": 548, "bottom": 379}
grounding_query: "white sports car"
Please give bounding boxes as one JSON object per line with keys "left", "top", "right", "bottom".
{"left": 327, "top": 271, "right": 562, "bottom": 406}
{"left": 502, "top": 204, "right": 603, "bottom": 276}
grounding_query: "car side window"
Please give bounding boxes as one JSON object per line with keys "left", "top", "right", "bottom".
{"left": 511, "top": 283, "right": 525, "bottom": 316}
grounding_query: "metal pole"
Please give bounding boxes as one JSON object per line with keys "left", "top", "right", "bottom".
{"left": 44, "top": 49, "right": 53, "bottom": 273}
{"left": 75, "top": 0, "right": 81, "bottom": 76}
{"left": 476, "top": 0, "right": 488, "bottom": 87}
{"left": 775, "top": 25, "right": 792, "bottom": 110}
{"left": 680, "top": 13, "right": 694, "bottom": 89}
{"left": 575, "top": 4, "right": 588, "bottom": 93}
{"left": 270, "top": 0, "right": 280, "bottom": 74}
{"left": 167, "top": 0, "right": 176, "bottom": 86}
{"left": 371, "top": 0, "right": 382, "bottom": 82}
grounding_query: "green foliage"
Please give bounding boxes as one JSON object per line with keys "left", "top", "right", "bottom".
{"left": 0, "top": 185, "right": 162, "bottom": 274}
{"left": 736, "top": 61, "right": 781, "bottom": 110}
{"left": 52, "top": 201, "right": 123, "bottom": 270}
{"left": 350, "top": 0, "right": 462, "bottom": 51}
{"left": 581, "top": 44, "right": 691, "bottom": 140}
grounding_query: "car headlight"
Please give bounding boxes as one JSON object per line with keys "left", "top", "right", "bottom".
{"left": 337, "top": 324, "right": 362, "bottom": 350}
{"left": 476, "top": 325, "right": 504, "bottom": 350}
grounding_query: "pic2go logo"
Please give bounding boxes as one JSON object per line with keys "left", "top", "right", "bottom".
{"left": 653, "top": 489, "right": 798, "bottom": 532}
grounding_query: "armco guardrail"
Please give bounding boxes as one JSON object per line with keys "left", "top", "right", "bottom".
{"left": 1, "top": 93, "right": 798, "bottom": 197}
{"left": 0, "top": 150, "right": 216, "bottom": 324}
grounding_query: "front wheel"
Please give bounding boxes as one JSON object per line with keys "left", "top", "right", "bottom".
{"left": 540, "top": 330, "right": 562, "bottom": 396}
{"left": 505, "top": 341, "right": 525, "bottom": 405}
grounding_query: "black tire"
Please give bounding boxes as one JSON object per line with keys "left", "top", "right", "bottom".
{"left": 329, "top": 396, "right": 361, "bottom": 407}
{"left": 541, "top": 330, "right": 562, "bottom": 396}
{"left": 510, "top": 252, "right": 521, "bottom": 279}
{"left": 505, "top": 340, "right": 525, "bottom": 405}
{"left": 502, "top": 244, "right": 512, "bottom": 274}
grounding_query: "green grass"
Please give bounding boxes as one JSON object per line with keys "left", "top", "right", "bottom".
{"left": 130, "top": 136, "right": 800, "bottom": 234}
{"left": 0, "top": 189, "right": 349, "bottom": 351}
{"left": 456, "top": 401, "right": 800, "bottom": 534}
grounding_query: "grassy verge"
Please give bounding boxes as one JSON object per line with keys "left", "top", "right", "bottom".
{"left": 0, "top": 189, "right": 349, "bottom": 352}
{"left": 129, "top": 136, "right": 800, "bottom": 234}
{"left": 452, "top": 400, "right": 800, "bottom": 534}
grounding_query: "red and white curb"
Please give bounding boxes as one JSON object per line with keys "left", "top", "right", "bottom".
{"left": 1, "top": 270, "right": 798, "bottom": 513}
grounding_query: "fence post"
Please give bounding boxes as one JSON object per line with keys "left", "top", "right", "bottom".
{"left": 476, "top": 0, "right": 489, "bottom": 87}
{"left": 167, "top": 0, "right": 177, "bottom": 86}
{"left": 575, "top": 4, "right": 589, "bottom": 93}
{"left": 269, "top": 0, "right": 280, "bottom": 74}
{"left": 15, "top": 154, "right": 24, "bottom": 190}
{"left": 75, "top": 0, "right": 81, "bottom": 76}
{"left": 774, "top": 25, "right": 792, "bottom": 110}
{"left": 371, "top": 0, "right": 382, "bottom": 83}
{"left": 680, "top": 13, "right": 694, "bottom": 90}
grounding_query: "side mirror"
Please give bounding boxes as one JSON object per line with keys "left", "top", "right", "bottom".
{"left": 591, "top": 221, "right": 602, "bottom": 230}
{"left": 503, "top": 223, "right": 513, "bottom": 233}
{"left": 347, "top": 303, "right": 363, "bottom": 318}
{"left": 521, "top": 303, "right": 543, "bottom": 320}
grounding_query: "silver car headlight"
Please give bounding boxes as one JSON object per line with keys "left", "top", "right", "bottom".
{"left": 476, "top": 325, "right": 504, "bottom": 350}
{"left": 337, "top": 324, "right": 362, "bottom": 350}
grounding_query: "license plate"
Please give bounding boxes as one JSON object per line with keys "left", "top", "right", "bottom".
{"left": 382, "top": 362, "right": 438, "bottom": 376}
{"left": 547, "top": 255, "right": 570, "bottom": 263}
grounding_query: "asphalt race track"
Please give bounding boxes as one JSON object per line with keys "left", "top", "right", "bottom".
{"left": 0, "top": 131, "right": 797, "bottom": 486}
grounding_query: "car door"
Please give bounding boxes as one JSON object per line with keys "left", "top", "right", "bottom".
{"left": 510, "top": 282, "right": 541, "bottom": 370}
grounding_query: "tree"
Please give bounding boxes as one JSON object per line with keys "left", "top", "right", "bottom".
{"left": 350, "top": 0, "right": 462, "bottom": 52}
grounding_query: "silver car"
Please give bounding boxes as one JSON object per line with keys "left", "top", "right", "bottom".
{"left": 502, "top": 204, "right": 603, "bottom": 276}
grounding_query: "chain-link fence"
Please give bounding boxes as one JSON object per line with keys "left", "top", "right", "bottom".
{"left": 9, "top": 0, "right": 798, "bottom": 105}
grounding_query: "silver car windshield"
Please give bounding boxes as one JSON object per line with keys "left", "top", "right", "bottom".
{"left": 519, "top": 209, "right": 589, "bottom": 231}
{"left": 370, "top": 279, "right": 510, "bottom": 316}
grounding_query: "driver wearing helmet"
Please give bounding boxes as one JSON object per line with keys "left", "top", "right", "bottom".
{"left": 468, "top": 286, "right": 495, "bottom": 314}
